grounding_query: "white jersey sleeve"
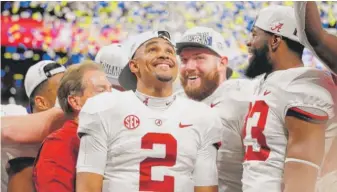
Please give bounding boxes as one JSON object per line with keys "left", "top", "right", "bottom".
{"left": 193, "top": 109, "right": 222, "bottom": 186}
{"left": 1, "top": 104, "right": 27, "bottom": 117}
{"left": 283, "top": 69, "right": 335, "bottom": 123}
{"left": 76, "top": 92, "right": 116, "bottom": 175}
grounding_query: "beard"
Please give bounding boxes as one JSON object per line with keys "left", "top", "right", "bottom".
{"left": 245, "top": 43, "right": 273, "bottom": 78}
{"left": 180, "top": 69, "right": 220, "bottom": 101}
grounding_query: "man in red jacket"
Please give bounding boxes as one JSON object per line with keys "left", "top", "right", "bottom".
{"left": 33, "top": 60, "right": 112, "bottom": 192}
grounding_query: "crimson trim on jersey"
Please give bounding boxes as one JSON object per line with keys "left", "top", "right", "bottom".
{"left": 286, "top": 107, "right": 329, "bottom": 124}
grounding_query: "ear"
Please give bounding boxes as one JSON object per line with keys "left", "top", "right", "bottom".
{"left": 67, "top": 95, "right": 82, "bottom": 112}
{"left": 129, "top": 60, "right": 139, "bottom": 73}
{"left": 220, "top": 56, "right": 228, "bottom": 67}
{"left": 270, "top": 35, "right": 282, "bottom": 52}
{"left": 34, "top": 96, "right": 50, "bottom": 111}
{"left": 218, "top": 56, "right": 228, "bottom": 70}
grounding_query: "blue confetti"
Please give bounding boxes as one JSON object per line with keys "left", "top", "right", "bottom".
{"left": 100, "top": 1, "right": 109, "bottom": 7}
{"left": 4, "top": 2, "right": 11, "bottom": 10}
{"left": 1, "top": 70, "right": 6, "bottom": 78}
{"left": 15, "top": 79, "right": 22, "bottom": 87}
{"left": 19, "top": 53, "right": 25, "bottom": 60}
{"left": 42, "top": 53, "right": 52, "bottom": 60}
{"left": 71, "top": 54, "right": 82, "bottom": 64}
{"left": 5, "top": 46, "right": 17, "bottom": 53}
{"left": 20, "top": 1, "right": 30, "bottom": 8}
{"left": 322, "top": 23, "right": 329, "bottom": 28}
{"left": 18, "top": 43, "right": 28, "bottom": 51}
{"left": 118, "top": 2, "right": 125, "bottom": 9}
{"left": 88, "top": 53, "right": 95, "bottom": 60}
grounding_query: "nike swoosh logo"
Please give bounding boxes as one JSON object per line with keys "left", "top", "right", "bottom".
{"left": 264, "top": 90, "right": 271, "bottom": 96}
{"left": 179, "top": 123, "right": 192, "bottom": 128}
{"left": 210, "top": 102, "right": 220, "bottom": 108}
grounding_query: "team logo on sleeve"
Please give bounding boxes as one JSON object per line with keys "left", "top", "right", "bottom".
{"left": 124, "top": 115, "right": 140, "bottom": 130}
{"left": 155, "top": 119, "right": 162, "bottom": 126}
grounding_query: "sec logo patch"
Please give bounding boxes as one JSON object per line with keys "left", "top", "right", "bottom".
{"left": 124, "top": 115, "right": 140, "bottom": 130}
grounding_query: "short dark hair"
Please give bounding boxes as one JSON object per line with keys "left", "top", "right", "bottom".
{"left": 28, "top": 80, "right": 48, "bottom": 110}
{"left": 57, "top": 60, "right": 102, "bottom": 116}
{"left": 226, "top": 67, "right": 233, "bottom": 79}
{"left": 28, "top": 62, "right": 64, "bottom": 111}
{"left": 264, "top": 31, "right": 304, "bottom": 57}
{"left": 283, "top": 36, "right": 305, "bottom": 57}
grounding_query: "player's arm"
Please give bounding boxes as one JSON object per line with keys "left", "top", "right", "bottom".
{"left": 282, "top": 73, "right": 334, "bottom": 192}
{"left": 194, "top": 143, "right": 219, "bottom": 192}
{"left": 294, "top": 2, "right": 337, "bottom": 74}
{"left": 193, "top": 111, "right": 222, "bottom": 192}
{"left": 76, "top": 135, "right": 105, "bottom": 192}
{"left": 76, "top": 105, "right": 108, "bottom": 192}
{"left": 283, "top": 113, "right": 326, "bottom": 192}
{"left": 1, "top": 107, "right": 66, "bottom": 144}
{"left": 321, "top": 134, "right": 337, "bottom": 175}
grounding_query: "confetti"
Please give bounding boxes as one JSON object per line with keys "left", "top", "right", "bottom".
{"left": 1, "top": 1, "right": 336, "bottom": 104}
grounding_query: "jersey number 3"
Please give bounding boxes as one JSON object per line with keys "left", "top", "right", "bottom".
{"left": 243, "top": 100, "right": 270, "bottom": 161}
{"left": 139, "top": 133, "right": 177, "bottom": 192}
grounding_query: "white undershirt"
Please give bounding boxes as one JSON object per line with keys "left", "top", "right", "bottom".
{"left": 134, "top": 90, "right": 176, "bottom": 111}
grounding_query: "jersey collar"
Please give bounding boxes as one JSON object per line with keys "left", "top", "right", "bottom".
{"left": 135, "top": 90, "right": 176, "bottom": 111}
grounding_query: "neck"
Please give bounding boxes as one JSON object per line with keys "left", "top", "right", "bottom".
{"left": 73, "top": 116, "right": 79, "bottom": 123}
{"left": 71, "top": 111, "right": 80, "bottom": 123}
{"left": 219, "top": 70, "right": 227, "bottom": 84}
{"left": 137, "top": 79, "right": 173, "bottom": 97}
{"left": 273, "top": 52, "right": 304, "bottom": 71}
{"left": 32, "top": 107, "right": 42, "bottom": 114}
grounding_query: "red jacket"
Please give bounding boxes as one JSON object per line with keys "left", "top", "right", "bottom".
{"left": 33, "top": 120, "right": 79, "bottom": 192}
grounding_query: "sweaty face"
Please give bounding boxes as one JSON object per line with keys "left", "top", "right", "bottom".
{"left": 179, "top": 48, "right": 221, "bottom": 101}
{"left": 80, "top": 70, "right": 112, "bottom": 106}
{"left": 132, "top": 38, "right": 178, "bottom": 84}
{"left": 245, "top": 27, "right": 273, "bottom": 78}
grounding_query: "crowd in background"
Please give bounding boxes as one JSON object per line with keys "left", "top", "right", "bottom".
{"left": 1, "top": 2, "right": 337, "bottom": 192}
{"left": 1, "top": 1, "right": 337, "bottom": 106}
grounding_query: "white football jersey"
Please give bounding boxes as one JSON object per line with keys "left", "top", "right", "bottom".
{"left": 1, "top": 104, "right": 39, "bottom": 192}
{"left": 206, "top": 79, "right": 256, "bottom": 192}
{"left": 242, "top": 67, "right": 335, "bottom": 192}
{"left": 176, "top": 79, "right": 257, "bottom": 192}
{"left": 76, "top": 90, "right": 222, "bottom": 192}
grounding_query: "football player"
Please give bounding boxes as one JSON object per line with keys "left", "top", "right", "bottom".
{"left": 176, "top": 26, "right": 255, "bottom": 192}
{"left": 2, "top": 60, "right": 65, "bottom": 192}
{"left": 1, "top": 44, "right": 127, "bottom": 191}
{"left": 75, "top": 31, "right": 222, "bottom": 192}
{"left": 1, "top": 43, "right": 127, "bottom": 145}
{"left": 294, "top": 3, "right": 337, "bottom": 190}
{"left": 243, "top": 5, "right": 335, "bottom": 192}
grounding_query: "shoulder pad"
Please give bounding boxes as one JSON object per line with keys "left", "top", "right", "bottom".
{"left": 81, "top": 91, "right": 119, "bottom": 114}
